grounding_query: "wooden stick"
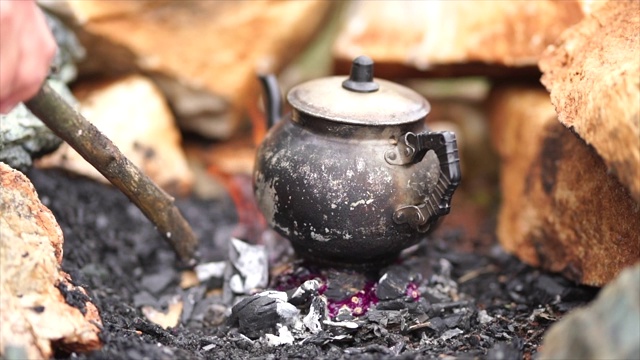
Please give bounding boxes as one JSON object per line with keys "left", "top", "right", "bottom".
{"left": 25, "top": 82, "right": 198, "bottom": 266}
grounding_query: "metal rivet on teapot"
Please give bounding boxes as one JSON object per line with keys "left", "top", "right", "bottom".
{"left": 254, "top": 56, "right": 461, "bottom": 268}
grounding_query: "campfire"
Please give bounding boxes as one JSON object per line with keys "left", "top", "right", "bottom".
{"left": 1, "top": 1, "right": 639, "bottom": 360}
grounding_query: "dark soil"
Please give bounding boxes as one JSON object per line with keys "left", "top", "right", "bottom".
{"left": 27, "top": 168, "right": 598, "bottom": 360}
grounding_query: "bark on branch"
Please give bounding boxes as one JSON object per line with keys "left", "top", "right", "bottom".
{"left": 25, "top": 82, "right": 198, "bottom": 266}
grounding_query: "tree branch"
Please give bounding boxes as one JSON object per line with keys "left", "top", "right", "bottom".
{"left": 25, "top": 82, "right": 199, "bottom": 266}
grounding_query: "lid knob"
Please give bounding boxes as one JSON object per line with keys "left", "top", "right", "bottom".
{"left": 342, "top": 55, "right": 380, "bottom": 93}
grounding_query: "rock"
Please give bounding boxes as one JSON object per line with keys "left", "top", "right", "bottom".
{"left": 333, "top": 0, "right": 590, "bottom": 76}
{"left": 0, "top": 80, "right": 75, "bottom": 171}
{"left": 539, "top": 263, "right": 640, "bottom": 359}
{"left": 0, "top": 162, "right": 102, "bottom": 359}
{"left": 43, "top": 9, "right": 86, "bottom": 83}
{"left": 489, "top": 86, "right": 640, "bottom": 286}
{"left": 36, "top": 75, "right": 194, "bottom": 195}
{"left": 141, "top": 295, "right": 184, "bottom": 330}
{"left": 50, "top": 1, "right": 333, "bottom": 139}
{"left": 539, "top": 0, "right": 640, "bottom": 202}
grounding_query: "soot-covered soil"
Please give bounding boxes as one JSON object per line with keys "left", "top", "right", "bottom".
{"left": 27, "top": 169, "right": 598, "bottom": 360}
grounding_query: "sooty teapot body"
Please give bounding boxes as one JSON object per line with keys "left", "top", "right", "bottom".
{"left": 253, "top": 56, "right": 461, "bottom": 268}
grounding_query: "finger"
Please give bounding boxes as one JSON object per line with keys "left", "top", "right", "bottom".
{"left": 7, "top": 1, "right": 57, "bottom": 105}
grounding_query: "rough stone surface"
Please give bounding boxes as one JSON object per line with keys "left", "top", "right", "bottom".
{"left": 333, "top": 0, "right": 590, "bottom": 73}
{"left": 0, "top": 80, "right": 74, "bottom": 171}
{"left": 36, "top": 75, "right": 193, "bottom": 195}
{"left": 489, "top": 86, "right": 640, "bottom": 286}
{"left": 539, "top": 0, "right": 640, "bottom": 202}
{"left": 0, "top": 162, "right": 102, "bottom": 359}
{"left": 52, "top": 0, "right": 333, "bottom": 139}
{"left": 539, "top": 263, "right": 640, "bottom": 359}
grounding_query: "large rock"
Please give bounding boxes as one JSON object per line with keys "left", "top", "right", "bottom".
{"left": 539, "top": 263, "right": 640, "bottom": 359}
{"left": 489, "top": 86, "right": 640, "bottom": 286}
{"left": 0, "top": 162, "right": 102, "bottom": 359}
{"left": 333, "top": 0, "right": 591, "bottom": 76}
{"left": 539, "top": 0, "right": 640, "bottom": 202}
{"left": 46, "top": 1, "right": 333, "bottom": 139}
{"left": 36, "top": 75, "right": 193, "bottom": 195}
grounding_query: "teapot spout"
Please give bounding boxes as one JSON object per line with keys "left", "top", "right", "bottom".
{"left": 258, "top": 74, "right": 283, "bottom": 129}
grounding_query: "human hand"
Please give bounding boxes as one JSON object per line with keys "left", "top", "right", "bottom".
{"left": 0, "top": 0, "right": 57, "bottom": 114}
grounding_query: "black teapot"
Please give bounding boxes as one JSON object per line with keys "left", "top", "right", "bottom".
{"left": 254, "top": 56, "right": 460, "bottom": 268}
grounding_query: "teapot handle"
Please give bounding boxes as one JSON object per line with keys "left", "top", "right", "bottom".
{"left": 385, "top": 131, "right": 461, "bottom": 232}
{"left": 258, "top": 74, "right": 283, "bottom": 129}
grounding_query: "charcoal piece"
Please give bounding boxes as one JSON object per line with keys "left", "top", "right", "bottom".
{"left": 323, "top": 270, "right": 367, "bottom": 300}
{"left": 344, "top": 343, "right": 394, "bottom": 356}
{"left": 425, "top": 317, "right": 446, "bottom": 333}
{"left": 180, "top": 286, "right": 206, "bottom": 324}
{"left": 141, "top": 269, "right": 176, "bottom": 294}
{"left": 430, "top": 300, "right": 471, "bottom": 315}
{"left": 305, "top": 331, "right": 352, "bottom": 346}
{"left": 228, "top": 291, "right": 299, "bottom": 339}
{"left": 368, "top": 308, "right": 411, "bottom": 333}
{"left": 224, "top": 238, "right": 268, "bottom": 301}
{"left": 377, "top": 266, "right": 413, "bottom": 300}
{"left": 133, "top": 291, "right": 158, "bottom": 308}
{"left": 323, "top": 319, "right": 359, "bottom": 331}
{"left": 287, "top": 279, "right": 321, "bottom": 307}
{"left": 334, "top": 307, "right": 355, "bottom": 322}
{"left": 422, "top": 288, "right": 452, "bottom": 304}
{"left": 377, "top": 297, "right": 423, "bottom": 314}
{"left": 389, "top": 336, "right": 406, "bottom": 355}
{"left": 443, "top": 313, "right": 464, "bottom": 328}
{"left": 365, "top": 323, "right": 389, "bottom": 338}
{"left": 532, "top": 274, "right": 567, "bottom": 304}
{"left": 411, "top": 298, "right": 431, "bottom": 315}
{"left": 486, "top": 341, "right": 523, "bottom": 360}
{"left": 200, "top": 302, "right": 229, "bottom": 327}
{"left": 377, "top": 299, "right": 408, "bottom": 311}
{"left": 366, "top": 309, "right": 407, "bottom": 327}
{"left": 303, "top": 296, "right": 327, "bottom": 334}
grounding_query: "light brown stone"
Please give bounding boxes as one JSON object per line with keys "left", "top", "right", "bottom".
{"left": 52, "top": 0, "right": 333, "bottom": 139}
{"left": 0, "top": 162, "right": 102, "bottom": 359}
{"left": 489, "top": 86, "right": 640, "bottom": 286}
{"left": 36, "top": 75, "right": 193, "bottom": 196}
{"left": 539, "top": 0, "right": 640, "bottom": 202}
{"left": 333, "top": 0, "right": 591, "bottom": 74}
{"left": 141, "top": 296, "right": 183, "bottom": 330}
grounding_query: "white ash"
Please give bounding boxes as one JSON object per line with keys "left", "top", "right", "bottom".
{"left": 302, "top": 296, "right": 327, "bottom": 334}
{"left": 264, "top": 324, "right": 295, "bottom": 346}
{"left": 477, "top": 309, "right": 494, "bottom": 325}
{"left": 194, "top": 261, "right": 226, "bottom": 283}
{"left": 440, "top": 328, "right": 463, "bottom": 341}
{"left": 225, "top": 238, "right": 268, "bottom": 297}
{"left": 323, "top": 319, "right": 359, "bottom": 329}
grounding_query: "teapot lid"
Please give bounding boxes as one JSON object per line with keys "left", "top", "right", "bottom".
{"left": 287, "top": 56, "right": 430, "bottom": 126}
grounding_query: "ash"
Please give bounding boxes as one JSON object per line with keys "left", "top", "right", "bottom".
{"left": 28, "top": 169, "right": 598, "bottom": 360}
